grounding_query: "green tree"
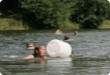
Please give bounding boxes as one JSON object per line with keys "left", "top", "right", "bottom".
{"left": 71, "top": 0, "right": 109, "bottom": 29}
{"left": 106, "top": 0, "right": 110, "bottom": 19}
{"left": 0, "top": 0, "right": 21, "bottom": 13}
{"left": 22, "top": 0, "right": 73, "bottom": 29}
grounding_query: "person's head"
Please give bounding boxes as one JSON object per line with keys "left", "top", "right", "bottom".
{"left": 33, "top": 45, "right": 46, "bottom": 58}
{"left": 26, "top": 42, "right": 35, "bottom": 50}
{"left": 64, "top": 35, "right": 69, "bottom": 40}
{"left": 33, "top": 46, "right": 39, "bottom": 57}
{"left": 74, "top": 31, "right": 79, "bottom": 35}
{"left": 38, "top": 45, "right": 46, "bottom": 58}
{"left": 54, "top": 29, "right": 63, "bottom": 35}
{"left": 56, "top": 29, "right": 62, "bottom": 32}
{"left": 39, "top": 45, "right": 45, "bottom": 50}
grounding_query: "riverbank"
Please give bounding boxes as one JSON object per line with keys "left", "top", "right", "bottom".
{"left": 0, "top": 18, "right": 110, "bottom": 30}
{"left": 0, "top": 18, "right": 29, "bottom": 30}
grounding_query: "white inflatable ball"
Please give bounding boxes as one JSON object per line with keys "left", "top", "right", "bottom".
{"left": 46, "top": 39, "right": 72, "bottom": 58}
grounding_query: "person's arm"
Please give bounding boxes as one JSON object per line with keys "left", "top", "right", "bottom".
{"left": 23, "top": 54, "right": 34, "bottom": 59}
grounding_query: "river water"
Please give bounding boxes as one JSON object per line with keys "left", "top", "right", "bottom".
{"left": 0, "top": 30, "right": 110, "bottom": 75}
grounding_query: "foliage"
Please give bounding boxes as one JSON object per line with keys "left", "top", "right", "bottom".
{"left": 0, "top": 0, "right": 110, "bottom": 30}
{"left": 0, "top": 0, "right": 21, "bottom": 13}
{"left": 71, "top": 0, "right": 110, "bottom": 29}
{"left": 0, "top": 18, "right": 28, "bottom": 30}
{"left": 21, "top": 0, "right": 74, "bottom": 29}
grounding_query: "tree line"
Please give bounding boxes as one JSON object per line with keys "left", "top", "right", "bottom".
{"left": 0, "top": 0, "right": 110, "bottom": 29}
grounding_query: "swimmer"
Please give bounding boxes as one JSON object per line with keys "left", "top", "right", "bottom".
{"left": 74, "top": 31, "right": 79, "bottom": 35}
{"left": 63, "top": 35, "right": 70, "bottom": 41}
{"left": 23, "top": 44, "right": 46, "bottom": 59}
{"left": 26, "top": 42, "right": 35, "bottom": 50}
{"left": 54, "top": 29, "right": 63, "bottom": 34}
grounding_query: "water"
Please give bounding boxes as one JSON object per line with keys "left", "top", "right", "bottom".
{"left": 0, "top": 30, "right": 110, "bottom": 75}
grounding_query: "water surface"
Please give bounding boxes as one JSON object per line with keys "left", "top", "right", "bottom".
{"left": 0, "top": 30, "right": 110, "bottom": 75}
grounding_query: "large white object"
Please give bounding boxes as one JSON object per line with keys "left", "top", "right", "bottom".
{"left": 0, "top": 72, "right": 2, "bottom": 75}
{"left": 0, "top": 0, "right": 2, "bottom": 2}
{"left": 108, "top": 73, "right": 110, "bottom": 75}
{"left": 108, "top": 0, "right": 110, "bottom": 3}
{"left": 46, "top": 39, "right": 72, "bottom": 58}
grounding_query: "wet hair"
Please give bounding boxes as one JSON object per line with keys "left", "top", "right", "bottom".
{"left": 33, "top": 47, "right": 39, "bottom": 58}
{"left": 64, "top": 35, "right": 69, "bottom": 40}
{"left": 33, "top": 45, "right": 45, "bottom": 58}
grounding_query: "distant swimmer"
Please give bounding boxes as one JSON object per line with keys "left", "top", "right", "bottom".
{"left": 23, "top": 44, "right": 46, "bottom": 59}
{"left": 54, "top": 29, "right": 63, "bottom": 34}
{"left": 74, "top": 31, "right": 79, "bottom": 35}
{"left": 63, "top": 35, "right": 74, "bottom": 42}
{"left": 26, "top": 42, "right": 35, "bottom": 50}
{"left": 63, "top": 35, "right": 69, "bottom": 41}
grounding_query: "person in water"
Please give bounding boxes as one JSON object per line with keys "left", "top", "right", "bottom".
{"left": 23, "top": 43, "right": 46, "bottom": 59}
{"left": 24, "top": 42, "right": 73, "bottom": 59}
{"left": 26, "top": 42, "right": 35, "bottom": 50}
{"left": 74, "top": 31, "right": 79, "bottom": 35}
{"left": 54, "top": 29, "right": 63, "bottom": 34}
{"left": 63, "top": 35, "right": 70, "bottom": 41}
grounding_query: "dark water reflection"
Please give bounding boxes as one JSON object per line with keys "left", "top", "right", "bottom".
{"left": 0, "top": 30, "right": 110, "bottom": 75}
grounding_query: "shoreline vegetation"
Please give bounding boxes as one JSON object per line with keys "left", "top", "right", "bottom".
{"left": 0, "top": 0, "right": 110, "bottom": 30}
{"left": 0, "top": 18, "right": 110, "bottom": 30}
